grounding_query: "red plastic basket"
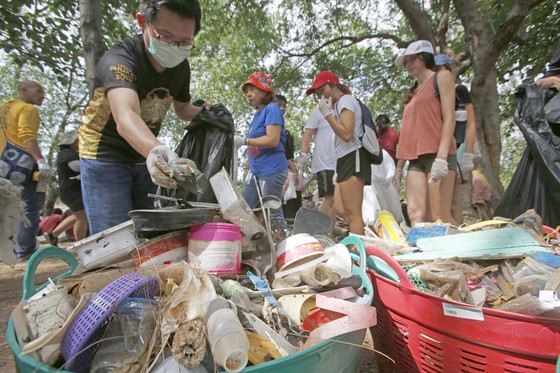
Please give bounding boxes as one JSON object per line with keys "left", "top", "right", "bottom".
{"left": 366, "top": 245, "right": 560, "bottom": 373}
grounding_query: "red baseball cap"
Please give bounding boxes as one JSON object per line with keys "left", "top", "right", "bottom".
{"left": 306, "top": 70, "right": 340, "bottom": 95}
{"left": 242, "top": 72, "right": 274, "bottom": 93}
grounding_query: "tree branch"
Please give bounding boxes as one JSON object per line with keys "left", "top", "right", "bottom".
{"left": 394, "top": 0, "right": 434, "bottom": 42}
{"left": 281, "top": 33, "right": 407, "bottom": 58}
{"left": 436, "top": 0, "right": 451, "bottom": 52}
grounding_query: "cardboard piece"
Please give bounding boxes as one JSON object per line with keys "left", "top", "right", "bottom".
{"left": 395, "top": 227, "right": 551, "bottom": 262}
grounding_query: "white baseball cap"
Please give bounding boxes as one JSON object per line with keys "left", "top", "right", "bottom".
{"left": 394, "top": 40, "right": 435, "bottom": 67}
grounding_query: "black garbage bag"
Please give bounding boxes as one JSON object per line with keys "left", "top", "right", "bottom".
{"left": 159, "top": 103, "right": 235, "bottom": 204}
{"left": 495, "top": 85, "right": 560, "bottom": 227}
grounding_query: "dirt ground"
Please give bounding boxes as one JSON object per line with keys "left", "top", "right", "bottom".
{"left": 0, "top": 256, "right": 385, "bottom": 372}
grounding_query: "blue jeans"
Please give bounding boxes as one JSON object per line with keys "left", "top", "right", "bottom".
{"left": 80, "top": 159, "right": 156, "bottom": 234}
{"left": 243, "top": 169, "right": 288, "bottom": 228}
{"left": 17, "top": 181, "right": 45, "bottom": 257}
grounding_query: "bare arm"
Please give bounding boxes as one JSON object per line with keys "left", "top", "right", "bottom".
{"left": 300, "top": 128, "right": 316, "bottom": 154}
{"left": 536, "top": 76, "right": 560, "bottom": 89}
{"left": 107, "top": 87, "right": 161, "bottom": 158}
{"left": 436, "top": 70, "right": 456, "bottom": 159}
{"left": 325, "top": 108, "right": 355, "bottom": 142}
{"left": 173, "top": 100, "right": 205, "bottom": 121}
{"left": 464, "top": 103, "right": 477, "bottom": 154}
{"left": 24, "top": 138, "right": 46, "bottom": 161}
{"left": 247, "top": 124, "right": 282, "bottom": 148}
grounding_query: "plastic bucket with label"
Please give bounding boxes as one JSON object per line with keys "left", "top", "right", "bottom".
{"left": 275, "top": 233, "right": 325, "bottom": 271}
{"left": 188, "top": 223, "right": 242, "bottom": 275}
{"left": 130, "top": 231, "right": 188, "bottom": 267}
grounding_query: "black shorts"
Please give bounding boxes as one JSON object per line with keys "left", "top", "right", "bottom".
{"left": 316, "top": 170, "right": 335, "bottom": 197}
{"left": 61, "top": 197, "right": 84, "bottom": 212}
{"left": 408, "top": 153, "right": 458, "bottom": 173}
{"left": 335, "top": 148, "right": 371, "bottom": 185}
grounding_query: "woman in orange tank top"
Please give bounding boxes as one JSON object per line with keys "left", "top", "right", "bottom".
{"left": 393, "top": 40, "right": 458, "bottom": 226}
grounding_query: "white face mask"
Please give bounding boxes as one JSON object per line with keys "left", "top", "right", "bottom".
{"left": 148, "top": 35, "right": 191, "bottom": 68}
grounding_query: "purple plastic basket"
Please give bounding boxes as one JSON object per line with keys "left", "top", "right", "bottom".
{"left": 61, "top": 272, "right": 159, "bottom": 372}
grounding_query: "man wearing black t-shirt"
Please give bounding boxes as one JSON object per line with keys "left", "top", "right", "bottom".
{"left": 79, "top": 0, "right": 210, "bottom": 234}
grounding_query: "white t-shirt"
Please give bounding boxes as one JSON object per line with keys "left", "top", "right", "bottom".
{"left": 305, "top": 108, "right": 336, "bottom": 173}
{"left": 333, "top": 95, "right": 363, "bottom": 158}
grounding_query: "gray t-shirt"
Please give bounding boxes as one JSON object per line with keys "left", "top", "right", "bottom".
{"left": 333, "top": 94, "right": 363, "bottom": 158}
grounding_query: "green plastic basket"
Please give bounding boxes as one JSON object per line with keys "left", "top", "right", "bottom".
{"left": 6, "top": 246, "right": 78, "bottom": 373}
{"left": 7, "top": 238, "right": 373, "bottom": 373}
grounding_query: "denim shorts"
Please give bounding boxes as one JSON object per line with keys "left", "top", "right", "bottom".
{"left": 408, "top": 153, "right": 458, "bottom": 173}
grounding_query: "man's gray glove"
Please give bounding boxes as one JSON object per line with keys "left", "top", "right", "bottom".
{"left": 146, "top": 145, "right": 179, "bottom": 188}
{"left": 37, "top": 158, "right": 54, "bottom": 179}
{"left": 296, "top": 153, "right": 309, "bottom": 171}
{"left": 317, "top": 96, "right": 333, "bottom": 118}
{"left": 429, "top": 158, "right": 448, "bottom": 185}
{"left": 459, "top": 153, "right": 474, "bottom": 174}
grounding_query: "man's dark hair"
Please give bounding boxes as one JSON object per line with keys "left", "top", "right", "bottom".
{"left": 273, "top": 94, "right": 288, "bottom": 104}
{"left": 139, "top": 0, "right": 202, "bottom": 35}
{"left": 375, "top": 114, "right": 391, "bottom": 132}
{"left": 53, "top": 208, "right": 63, "bottom": 215}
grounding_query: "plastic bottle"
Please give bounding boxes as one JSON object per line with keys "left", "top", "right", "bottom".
{"left": 90, "top": 298, "right": 160, "bottom": 373}
{"left": 151, "top": 356, "right": 208, "bottom": 373}
{"left": 206, "top": 307, "right": 249, "bottom": 373}
{"left": 221, "top": 279, "right": 262, "bottom": 316}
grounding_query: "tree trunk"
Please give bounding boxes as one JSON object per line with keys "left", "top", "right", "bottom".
{"left": 469, "top": 68, "right": 504, "bottom": 203}
{"left": 79, "top": 0, "right": 104, "bottom": 95}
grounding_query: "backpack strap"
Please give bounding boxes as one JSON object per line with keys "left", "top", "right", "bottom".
{"left": 433, "top": 71, "right": 440, "bottom": 98}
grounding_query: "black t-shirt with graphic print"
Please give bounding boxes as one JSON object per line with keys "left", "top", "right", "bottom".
{"left": 80, "top": 34, "right": 191, "bottom": 162}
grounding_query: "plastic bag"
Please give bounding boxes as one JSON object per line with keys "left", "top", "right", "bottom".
{"left": 513, "top": 274, "right": 548, "bottom": 297}
{"left": 495, "top": 293, "right": 555, "bottom": 316}
{"left": 363, "top": 150, "right": 404, "bottom": 224}
{"left": 159, "top": 103, "right": 235, "bottom": 204}
{"left": 495, "top": 85, "right": 560, "bottom": 227}
{"left": 283, "top": 171, "right": 297, "bottom": 203}
{"left": 545, "top": 92, "right": 560, "bottom": 124}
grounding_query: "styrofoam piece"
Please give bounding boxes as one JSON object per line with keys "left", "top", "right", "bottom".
{"left": 67, "top": 220, "right": 145, "bottom": 269}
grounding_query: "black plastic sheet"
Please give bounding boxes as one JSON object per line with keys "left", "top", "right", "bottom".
{"left": 496, "top": 85, "right": 560, "bottom": 227}
{"left": 159, "top": 103, "right": 235, "bottom": 203}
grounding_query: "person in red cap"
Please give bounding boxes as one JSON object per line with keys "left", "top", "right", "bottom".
{"left": 239, "top": 72, "right": 289, "bottom": 231}
{"left": 306, "top": 70, "right": 371, "bottom": 235}
{"left": 393, "top": 40, "right": 458, "bottom": 226}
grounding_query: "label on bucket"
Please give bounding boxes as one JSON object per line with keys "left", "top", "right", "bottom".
{"left": 188, "top": 240, "right": 241, "bottom": 274}
{"left": 276, "top": 234, "right": 324, "bottom": 271}
{"left": 132, "top": 232, "right": 188, "bottom": 266}
{"left": 443, "top": 303, "right": 484, "bottom": 321}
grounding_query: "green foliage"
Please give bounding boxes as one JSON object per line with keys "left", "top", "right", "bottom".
{"left": 2, "top": 0, "right": 558, "bottom": 189}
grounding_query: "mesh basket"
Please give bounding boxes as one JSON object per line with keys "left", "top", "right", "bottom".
{"left": 61, "top": 272, "right": 159, "bottom": 372}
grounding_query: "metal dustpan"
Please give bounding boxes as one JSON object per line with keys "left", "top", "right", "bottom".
{"left": 293, "top": 208, "right": 331, "bottom": 236}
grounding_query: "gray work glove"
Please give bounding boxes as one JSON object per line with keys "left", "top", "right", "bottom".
{"left": 37, "top": 158, "right": 54, "bottom": 179}
{"left": 146, "top": 145, "right": 178, "bottom": 188}
{"left": 429, "top": 158, "right": 448, "bottom": 185}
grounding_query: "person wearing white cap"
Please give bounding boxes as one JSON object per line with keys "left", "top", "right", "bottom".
{"left": 393, "top": 40, "right": 458, "bottom": 226}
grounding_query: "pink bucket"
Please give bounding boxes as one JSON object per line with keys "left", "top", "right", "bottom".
{"left": 188, "top": 223, "right": 242, "bottom": 275}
